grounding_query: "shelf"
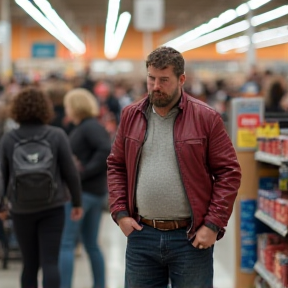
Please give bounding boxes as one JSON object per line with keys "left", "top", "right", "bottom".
{"left": 255, "top": 210, "right": 288, "bottom": 237}
{"left": 254, "top": 261, "right": 284, "bottom": 288}
{"left": 254, "top": 151, "right": 287, "bottom": 166}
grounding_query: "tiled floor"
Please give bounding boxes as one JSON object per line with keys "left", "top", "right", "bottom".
{"left": 0, "top": 212, "right": 234, "bottom": 288}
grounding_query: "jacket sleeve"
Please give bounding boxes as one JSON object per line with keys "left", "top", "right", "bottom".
{"left": 80, "top": 122, "right": 111, "bottom": 181}
{"left": 57, "top": 129, "right": 82, "bottom": 208}
{"left": 107, "top": 108, "right": 129, "bottom": 223}
{"left": 204, "top": 114, "right": 241, "bottom": 238}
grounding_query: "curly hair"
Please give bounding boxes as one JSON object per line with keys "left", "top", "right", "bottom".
{"left": 10, "top": 87, "right": 54, "bottom": 124}
{"left": 146, "top": 46, "right": 185, "bottom": 77}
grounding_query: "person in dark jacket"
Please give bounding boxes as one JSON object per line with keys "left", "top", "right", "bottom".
{"left": 107, "top": 47, "right": 242, "bottom": 288}
{"left": 59, "top": 88, "right": 111, "bottom": 288}
{"left": 0, "top": 87, "right": 82, "bottom": 288}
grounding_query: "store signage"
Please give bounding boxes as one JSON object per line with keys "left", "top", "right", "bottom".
{"left": 230, "top": 98, "right": 264, "bottom": 151}
{"left": 133, "top": 0, "right": 164, "bottom": 31}
{"left": 32, "top": 43, "right": 56, "bottom": 58}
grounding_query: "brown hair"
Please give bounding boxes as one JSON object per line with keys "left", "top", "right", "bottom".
{"left": 10, "top": 87, "right": 54, "bottom": 124}
{"left": 146, "top": 46, "right": 185, "bottom": 77}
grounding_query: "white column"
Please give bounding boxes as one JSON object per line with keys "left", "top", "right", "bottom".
{"left": 143, "top": 32, "right": 153, "bottom": 58}
{"left": 245, "top": 8, "right": 256, "bottom": 72}
{"left": 0, "top": 0, "right": 11, "bottom": 79}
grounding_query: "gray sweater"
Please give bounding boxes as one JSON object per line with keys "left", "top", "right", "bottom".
{"left": 136, "top": 106, "right": 191, "bottom": 220}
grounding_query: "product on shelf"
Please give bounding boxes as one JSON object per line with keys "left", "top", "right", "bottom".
{"left": 275, "top": 198, "right": 288, "bottom": 225}
{"left": 274, "top": 251, "right": 288, "bottom": 287}
{"left": 257, "top": 233, "right": 288, "bottom": 287}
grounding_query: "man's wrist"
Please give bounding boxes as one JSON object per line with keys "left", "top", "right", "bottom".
{"left": 204, "top": 222, "right": 221, "bottom": 233}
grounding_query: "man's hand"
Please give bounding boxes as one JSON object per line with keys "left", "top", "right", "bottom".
{"left": 192, "top": 225, "right": 218, "bottom": 249}
{"left": 118, "top": 217, "right": 143, "bottom": 237}
{"left": 71, "top": 207, "right": 83, "bottom": 221}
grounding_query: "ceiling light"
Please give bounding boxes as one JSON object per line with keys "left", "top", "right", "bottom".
{"left": 104, "top": 0, "right": 131, "bottom": 59}
{"left": 105, "top": 12, "right": 131, "bottom": 59}
{"left": 33, "top": 0, "right": 86, "bottom": 54}
{"left": 163, "top": 0, "right": 271, "bottom": 48}
{"left": 251, "top": 5, "right": 288, "bottom": 26}
{"left": 216, "top": 25, "right": 288, "bottom": 53}
{"left": 15, "top": 0, "right": 80, "bottom": 54}
{"left": 177, "top": 21, "right": 250, "bottom": 52}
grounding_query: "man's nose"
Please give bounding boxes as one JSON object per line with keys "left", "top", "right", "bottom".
{"left": 153, "top": 79, "right": 161, "bottom": 90}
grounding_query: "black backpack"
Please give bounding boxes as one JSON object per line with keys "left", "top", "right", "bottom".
{"left": 10, "top": 129, "right": 57, "bottom": 206}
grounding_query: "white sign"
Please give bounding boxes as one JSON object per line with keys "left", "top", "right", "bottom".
{"left": 133, "top": 0, "right": 164, "bottom": 32}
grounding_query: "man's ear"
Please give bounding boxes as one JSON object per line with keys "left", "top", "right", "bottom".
{"left": 179, "top": 74, "right": 186, "bottom": 86}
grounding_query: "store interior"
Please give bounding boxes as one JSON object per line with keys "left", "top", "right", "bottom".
{"left": 1, "top": 0, "right": 288, "bottom": 288}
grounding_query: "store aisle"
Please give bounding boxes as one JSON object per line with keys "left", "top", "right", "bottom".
{"left": 0, "top": 211, "right": 234, "bottom": 288}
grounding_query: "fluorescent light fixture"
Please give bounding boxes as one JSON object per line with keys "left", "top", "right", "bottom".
{"left": 216, "top": 25, "right": 288, "bottom": 53}
{"left": 164, "top": 0, "right": 271, "bottom": 48}
{"left": 105, "top": 12, "right": 131, "bottom": 59}
{"left": 34, "top": 0, "right": 86, "bottom": 54}
{"left": 166, "top": 3, "right": 288, "bottom": 52}
{"left": 15, "top": 0, "right": 85, "bottom": 54}
{"left": 104, "top": 0, "right": 131, "bottom": 59}
{"left": 177, "top": 20, "right": 250, "bottom": 52}
{"left": 216, "top": 36, "right": 250, "bottom": 54}
{"left": 15, "top": 0, "right": 80, "bottom": 53}
{"left": 251, "top": 5, "right": 288, "bottom": 26}
{"left": 248, "top": 0, "right": 271, "bottom": 10}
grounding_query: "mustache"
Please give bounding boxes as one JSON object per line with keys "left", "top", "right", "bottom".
{"left": 149, "top": 90, "right": 165, "bottom": 96}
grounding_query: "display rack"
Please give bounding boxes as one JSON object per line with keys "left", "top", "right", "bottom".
{"left": 254, "top": 210, "right": 288, "bottom": 237}
{"left": 254, "top": 262, "right": 284, "bottom": 288}
{"left": 254, "top": 151, "right": 288, "bottom": 166}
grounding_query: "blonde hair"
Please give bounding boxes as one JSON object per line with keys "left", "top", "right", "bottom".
{"left": 64, "top": 88, "right": 99, "bottom": 120}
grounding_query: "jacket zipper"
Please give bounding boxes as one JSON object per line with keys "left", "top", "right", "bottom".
{"left": 173, "top": 113, "right": 194, "bottom": 236}
{"left": 131, "top": 111, "right": 149, "bottom": 217}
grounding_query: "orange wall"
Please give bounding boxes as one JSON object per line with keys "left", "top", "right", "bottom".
{"left": 11, "top": 24, "right": 288, "bottom": 61}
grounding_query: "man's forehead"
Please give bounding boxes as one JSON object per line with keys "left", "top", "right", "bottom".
{"left": 147, "top": 65, "right": 173, "bottom": 76}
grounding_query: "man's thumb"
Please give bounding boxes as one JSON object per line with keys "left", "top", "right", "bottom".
{"left": 132, "top": 221, "right": 143, "bottom": 231}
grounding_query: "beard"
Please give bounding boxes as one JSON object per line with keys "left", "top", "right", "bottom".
{"left": 148, "top": 88, "right": 179, "bottom": 108}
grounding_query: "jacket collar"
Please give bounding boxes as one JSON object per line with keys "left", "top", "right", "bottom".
{"left": 138, "top": 89, "right": 186, "bottom": 115}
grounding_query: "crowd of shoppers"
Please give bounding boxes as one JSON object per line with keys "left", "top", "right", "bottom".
{"left": 0, "top": 47, "right": 287, "bottom": 288}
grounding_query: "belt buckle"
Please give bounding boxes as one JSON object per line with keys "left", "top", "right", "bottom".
{"left": 153, "top": 219, "right": 169, "bottom": 231}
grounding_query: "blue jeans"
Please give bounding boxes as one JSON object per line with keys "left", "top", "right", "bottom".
{"left": 59, "top": 193, "right": 105, "bottom": 288}
{"left": 126, "top": 224, "right": 214, "bottom": 288}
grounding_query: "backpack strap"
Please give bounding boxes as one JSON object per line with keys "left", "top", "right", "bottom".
{"left": 10, "top": 127, "right": 50, "bottom": 143}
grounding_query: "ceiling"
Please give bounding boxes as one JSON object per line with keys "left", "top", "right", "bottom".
{"left": 9, "top": 0, "right": 288, "bottom": 42}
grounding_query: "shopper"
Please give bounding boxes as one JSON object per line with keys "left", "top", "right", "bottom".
{"left": 59, "top": 88, "right": 111, "bottom": 288}
{"left": 107, "top": 46, "right": 242, "bottom": 288}
{"left": 0, "top": 87, "right": 82, "bottom": 288}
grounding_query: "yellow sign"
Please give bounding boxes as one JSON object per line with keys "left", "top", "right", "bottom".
{"left": 237, "top": 129, "right": 257, "bottom": 148}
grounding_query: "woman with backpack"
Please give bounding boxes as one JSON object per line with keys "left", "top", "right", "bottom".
{"left": 59, "top": 88, "right": 111, "bottom": 288}
{"left": 0, "top": 87, "right": 82, "bottom": 288}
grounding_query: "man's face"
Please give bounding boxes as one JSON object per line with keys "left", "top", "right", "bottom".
{"left": 147, "top": 65, "right": 185, "bottom": 108}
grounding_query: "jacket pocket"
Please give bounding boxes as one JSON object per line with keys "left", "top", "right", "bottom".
{"left": 182, "top": 138, "right": 208, "bottom": 170}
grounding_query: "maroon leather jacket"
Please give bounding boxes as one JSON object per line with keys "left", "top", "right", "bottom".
{"left": 107, "top": 91, "right": 241, "bottom": 240}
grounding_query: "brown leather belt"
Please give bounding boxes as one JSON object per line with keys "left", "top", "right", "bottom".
{"left": 140, "top": 218, "right": 191, "bottom": 231}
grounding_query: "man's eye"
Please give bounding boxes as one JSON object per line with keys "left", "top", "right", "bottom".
{"left": 161, "top": 79, "right": 168, "bottom": 82}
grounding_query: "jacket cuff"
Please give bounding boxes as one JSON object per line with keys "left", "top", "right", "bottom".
{"left": 204, "top": 221, "right": 221, "bottom": 233}
{"left": 114, "top": 210, "right": 129, "bottom": 224}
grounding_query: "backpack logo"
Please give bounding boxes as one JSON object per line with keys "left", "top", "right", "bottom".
{"left": 27, "top": 153, "right": 39, "bottom": 164}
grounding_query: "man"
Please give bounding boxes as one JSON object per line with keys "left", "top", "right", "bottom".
{"left": 107, "top": 46, "right": 241, "bottom": 288}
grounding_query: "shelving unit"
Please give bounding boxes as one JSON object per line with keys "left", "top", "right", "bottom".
{"left": 254, "top": 150, "right": 288, "bottom": 288}
{"left": 254, "top": 151, "right": 288, "bottom": 166}
{"left": 254, "top": 262, "right": 284, "bottom": 288}
{"left": 254, "top": 210, "right": 288, "bottom": 237}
